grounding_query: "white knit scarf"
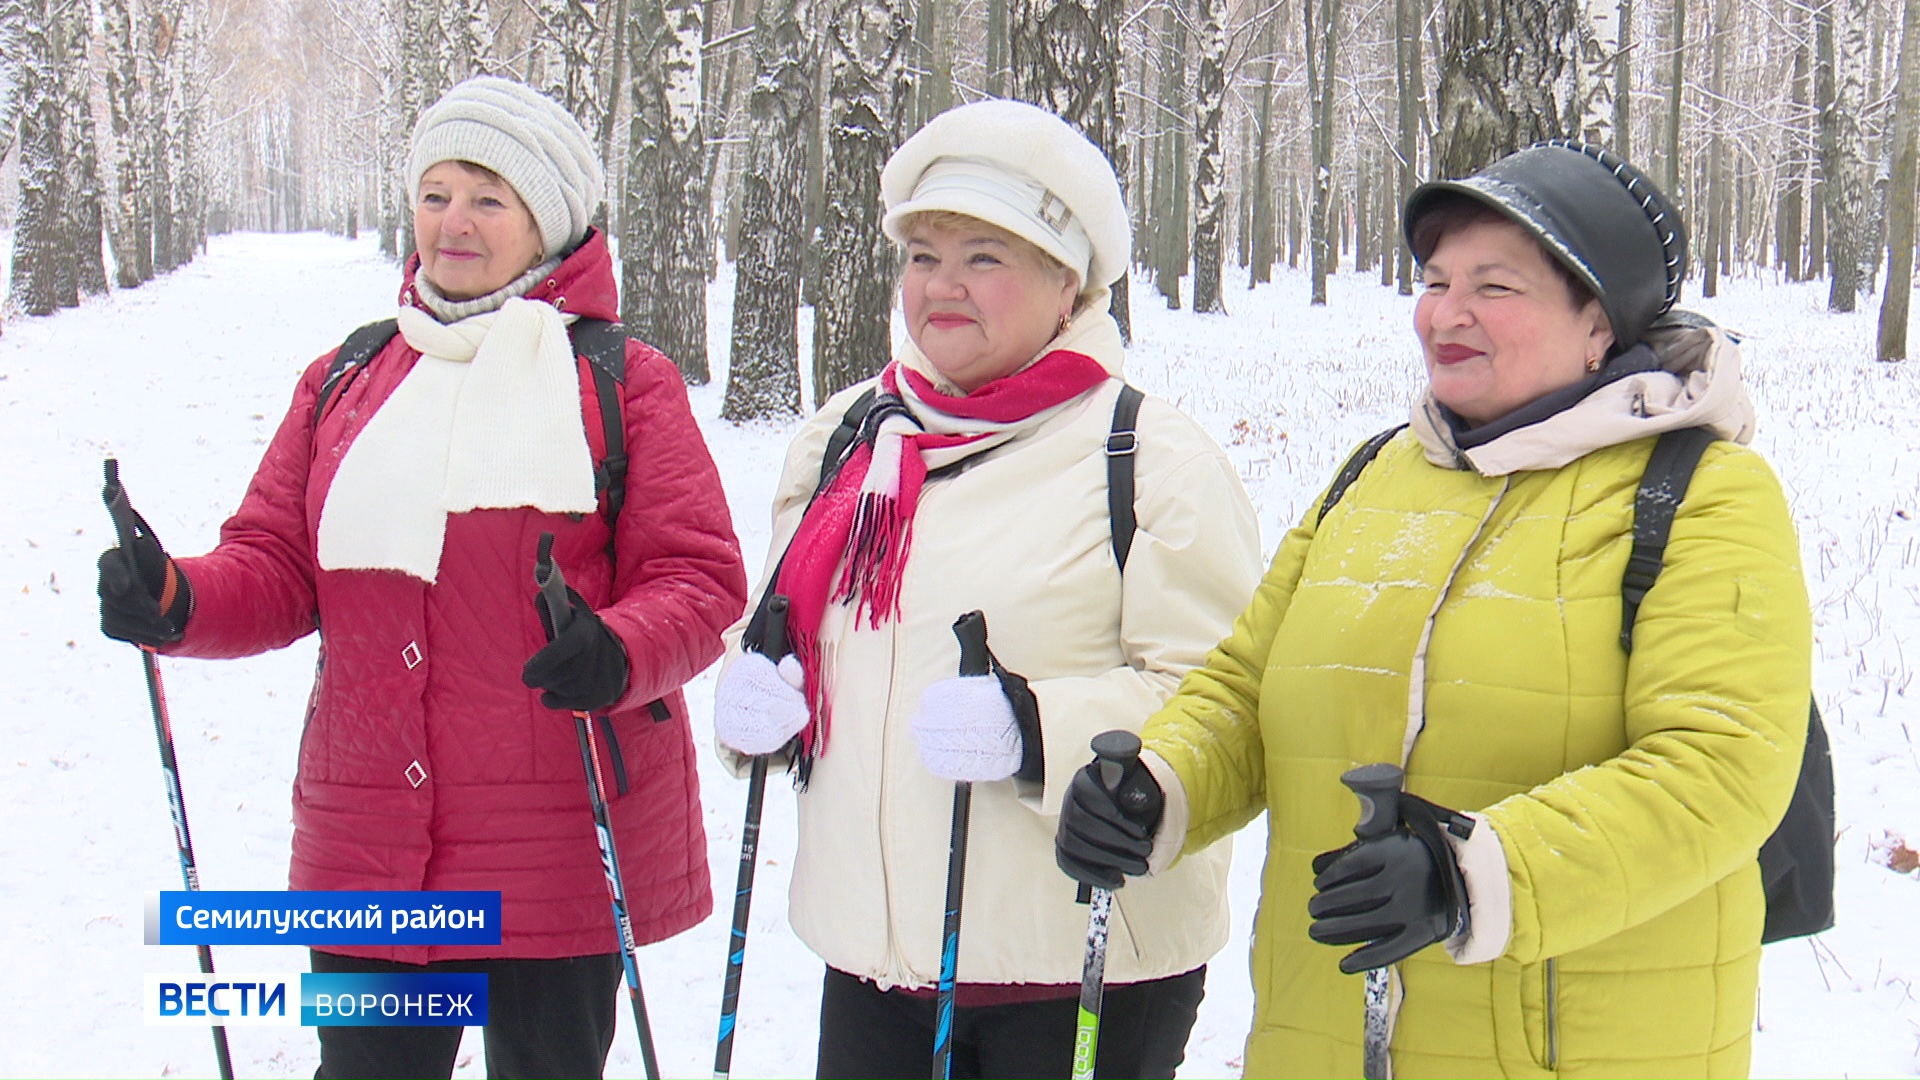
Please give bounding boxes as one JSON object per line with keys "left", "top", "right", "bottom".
{"left": 316, "top": 297, "right": 598, "bottom": 582}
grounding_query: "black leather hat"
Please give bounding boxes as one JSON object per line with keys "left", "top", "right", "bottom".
{"left": 1403, "top": 140, "right": 1688, "bottom": 350}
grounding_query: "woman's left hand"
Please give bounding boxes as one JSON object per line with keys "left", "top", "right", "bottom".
{"left": 911, "top": 667, "right": 1040, "bottom": 783}
{"left": 523, "top": 586, "right": 631, "bottom": 713}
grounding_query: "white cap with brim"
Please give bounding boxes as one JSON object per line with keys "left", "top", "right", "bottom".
{"left": 881, "top": 99, "right": 1131, "bottom": 293}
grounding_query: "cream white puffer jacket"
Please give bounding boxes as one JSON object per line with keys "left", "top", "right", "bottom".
{"left": 720, "top": 309, "right": 1262, "bottom": 989}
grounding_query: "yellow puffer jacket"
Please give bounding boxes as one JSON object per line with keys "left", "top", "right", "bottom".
{"left": 1144, "top": 330, "right": 1811, "bottom": 1078}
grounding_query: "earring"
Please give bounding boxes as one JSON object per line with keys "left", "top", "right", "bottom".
{"left": 1057, "top": 314, "right": 1072, "bottom": 336}
{"left": 1585, "top": 355, "right": 1602, "bottom": 373}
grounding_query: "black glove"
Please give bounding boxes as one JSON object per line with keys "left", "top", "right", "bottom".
{"left": 1307, "top": 794, "right": 1475, "bottom": 974}
{"left": 1054, "top": 739, "right": 1165, "bottom": 890}
{"left": 992, "top": 654, "right": 1043, "bottom": 783}
{"left": 522, "top": 586, "right": 630, "bottom": 713}
{"left": 97, "top": 507, "right": 192, "bottom": 647}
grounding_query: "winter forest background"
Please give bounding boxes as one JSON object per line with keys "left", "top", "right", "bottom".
{"left": 11, "top": 0, "right": 1920, "bottom": 1075}
{"left": 13, "top": 0, "right": 1920, "bottom": 401}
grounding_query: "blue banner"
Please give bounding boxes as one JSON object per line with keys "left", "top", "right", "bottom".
{"left": 147, "top": 890, "right": 502, "bottom": 946}
{"left": 300, "top": 972, "right": 488, "bottom": 1027}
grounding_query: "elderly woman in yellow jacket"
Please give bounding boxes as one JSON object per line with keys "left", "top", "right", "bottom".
{"left": 1056, "top": 141, "right": 1813, "bottom": 1078}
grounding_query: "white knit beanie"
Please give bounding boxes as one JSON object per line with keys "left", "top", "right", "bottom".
{"left": 881, "top": 99, "right": 1132, "bottom": 292}
{"left": 408, "top": 76, "right": 605, "bottom": 260}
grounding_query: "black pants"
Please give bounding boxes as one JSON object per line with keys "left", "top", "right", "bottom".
{"left": 815, "top": 965, "right": 1206, "bottom": 1080}
{"left": 310, "top": 950, "right": 622, "bottom": 1079}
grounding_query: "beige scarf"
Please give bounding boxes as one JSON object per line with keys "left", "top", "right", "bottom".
{"left": 316, "top": 298, "right": 597, "bottom": 582}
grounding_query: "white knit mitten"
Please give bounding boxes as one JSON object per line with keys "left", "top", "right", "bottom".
{"left": 713, "top": 652, "right": 809, "bottom": 756}
{"left": 911, "top": 675, "right": 1023, "bottom": 783}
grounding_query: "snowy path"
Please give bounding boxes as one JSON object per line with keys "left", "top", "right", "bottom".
{"left": 2, "top": 231, "right": 1917, "bottom": 1077}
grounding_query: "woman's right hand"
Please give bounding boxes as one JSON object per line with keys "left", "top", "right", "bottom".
{"left": 712, "top": 651, "right": 809, "bottom": 756}
{"left": 97, "top": 514, "right": 192, "bottom": 647}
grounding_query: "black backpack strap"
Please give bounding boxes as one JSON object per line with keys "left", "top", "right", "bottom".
{"left": 1107, "top": 385, "right": 1145, "bottom": 572}
{"left": 1620, "top": 427, "right": 1718, "bottom": 652}
{"left": 312, "top": 319, "right": 400, "bottom": 426}
{"left": 818, "top": 386, "right": 881, "bottom": 490}
{"left": 570, "top": 319, "right": 629, "bottom": 528}
{"left": 1317, "top": 424, "right": 1407, "bottom": 525}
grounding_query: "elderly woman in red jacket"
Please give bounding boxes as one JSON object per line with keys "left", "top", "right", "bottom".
{"left": 95, "top": 76, "right": 747, "bottom": 1079}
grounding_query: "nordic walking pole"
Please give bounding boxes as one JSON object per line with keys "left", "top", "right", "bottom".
{"left": 933, "top": 610, "right": 988, "bottom": 1080}
{"left": 1340, "top": 762, "right": 1405, "bottom": 1080}
{"left": 103, "top": 459, "right": 237, "bottom": 1080}
{"left": 534, "top": 533, "right": 661, "bottom": 1080}
{"left": 1069, "top": 729, "right": 1144, "bottom": 1080}
{"left": 712, "top": 593, "right": 790, "bottom": 1080}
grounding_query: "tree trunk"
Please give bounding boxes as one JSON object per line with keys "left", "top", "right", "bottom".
{"left": 1582, "top": 0, "right": 1619, "bottom": 146}
{"left": 1781, "top": 15, "right": 1810, "bottom": 280}
{"left": 1250, "top": 20, "right": 1278, "bottom": 287}
{"left": 722, "top": 0, "right": 813, "bottom": 420}
{"left": 1434, "top": 0, "right": 1582, "bottom": 177}
{"left": 61, "top": 0, "right": 108, "bottom": 296}
{"left": 11, "top": 0, "right": 69, "bottom": 315}
{"left": 1615, "top": 0, "right": 1633, "bottom": 157}
{"left": 1666, "top": 0, "right": 1684, "bottom": 206}
{"left": 1704, "top": 0, "right": 1726, "bottom": 296}
{"left": 1394, "top": 0, "right": 1422, "bottom": 294}
{"left": 1189, "top": 0, "right": 1228, "bottom": 313}
{"left": 1153, "top": 0, "right": 1187, "bottom": 309}
{"left": 812, "top": 0, "right": 908, "bottom": 400}
{"left": 623, "top": 0, "right": 711, "bottom": 381}
{"left": 1877, "top": 0, "right": 1920, "bottom": 359}
{"left": 1824, "top": 0, "right": 1868, "bottom": 310}
{"left": 1010, "top": 0, "right": 1132, "bottom": 336}
{"left": 1308, "top": 0, "right": 1339, "bottom": 304}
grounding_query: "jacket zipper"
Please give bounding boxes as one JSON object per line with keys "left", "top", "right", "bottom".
{"left": 1544, "top": 958, "right": 1559, "bottom": 1070}
{"left": 878, "top": 616, "right": 905, "bottom": 983}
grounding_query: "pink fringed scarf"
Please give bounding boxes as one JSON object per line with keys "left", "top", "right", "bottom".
{"left": 775, "top": 351, "right": 1110, "bottom": 767}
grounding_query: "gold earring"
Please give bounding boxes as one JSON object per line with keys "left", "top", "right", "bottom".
{"left": 1057, "top": 314, "right": 1072, "bottom": 336}
{"left": 1585, "top": 355, "right": 1602, "bottom": 373}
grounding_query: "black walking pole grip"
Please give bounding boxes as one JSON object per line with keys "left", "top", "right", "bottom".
{"left": 1342, "top": 762, "right": 1404, "bottom": 840}
{"left": 954, "top": 610, "right": 988, "bottom": 677}
{"left": 1091, "top": 730, "right": 1142, "bottom": 791}
{"left": 534, "top": 532, "right": 573, "bottom": 639}
{"left": 763, "top": 595, "right": 791, "bottom": 661}
{"left": 1077, "top": 730, "right": 1146, "bottom": 904}
{"left": 103, "top": 458, "right": 144, "bottom": 567}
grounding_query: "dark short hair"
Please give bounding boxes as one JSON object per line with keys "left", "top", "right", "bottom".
{"left": 1408, "top": 192, "right": 1597, "bottom": 313}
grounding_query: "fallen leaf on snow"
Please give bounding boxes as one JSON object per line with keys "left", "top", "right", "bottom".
{"left": 1887, "top": 841, "right": 1920, "bottom": 874}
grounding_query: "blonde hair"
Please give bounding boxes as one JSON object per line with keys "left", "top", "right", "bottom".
{"left": 897, "top": 210, "right": 1088, "bottom": 310}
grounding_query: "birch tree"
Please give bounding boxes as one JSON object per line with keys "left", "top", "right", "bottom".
{"left": 1307, "top": 0, "right": 1339, "bottom": 304}
{"left": 1434, "top": 0, "right": 1582, "bottom": 176}
{"left": 1581, "top": 0, "right": 1618, "bottom": 146}
{"left": 811, "top": 0, "right": 907, "bottom": 400}
{"left": 1823, "top": 0, "right": 1869, "bottom": 311}
{"left": 64, "top": 0, "right": 108, "bottom": 295}
{"left": 11, "top": 0, "right": 71, "bottom": 314}
{"left": 1877, "top": 0, "right": 1920, "bottom": 359}
{"left": 1249, "top": 18, "right": 1279, "bottom": 288}
{"left": 722, "top": 0, "right": 813, "bottom": 420}
{"left": 1010, "top": 0, "right": 1131, "bottom": 336}
{"left": 623, "top": 0, "right": 711, "bottom": 381}
{"left": 1394, "top": 0, "right": 1424, "bottom": 293}
{"left": 1189, "top": 0, "right": 1229, "bottom": 313}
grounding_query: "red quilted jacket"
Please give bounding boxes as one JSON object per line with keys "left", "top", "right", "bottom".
{"left": 168, "top": 231, "right": 747, "bottom": 962}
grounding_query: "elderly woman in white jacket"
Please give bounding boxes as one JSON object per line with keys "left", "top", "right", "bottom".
{"left": 711, "top": 99, "right": 1262, "bottom": 1078}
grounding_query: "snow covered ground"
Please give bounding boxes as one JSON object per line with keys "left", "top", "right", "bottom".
{"left": 3, "top": 231, "right": 1918, "bottom": 1077}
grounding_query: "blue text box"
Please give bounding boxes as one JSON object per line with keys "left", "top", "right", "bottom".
{"left": 148, "top": 891, "right": 502, "bottom": 946}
